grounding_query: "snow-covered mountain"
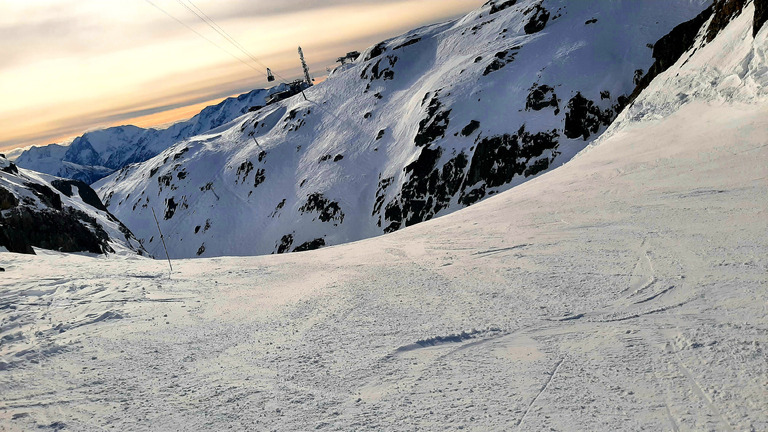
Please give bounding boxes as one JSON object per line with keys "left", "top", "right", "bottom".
{"left": 2, "top": 2, "right": 766, "bottom": 429}
{"left": 14, "top": 86, "right": 284, "bottom": 184}
{"left": 96, "top": 0, "right": 712, "bottom": 258}
{"left": 0, "top": 155, "right": 145, "bottom": 255}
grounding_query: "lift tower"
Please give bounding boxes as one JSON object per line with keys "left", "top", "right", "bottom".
{"left": 298, "top": 46, "right": 313, "bottom": 87}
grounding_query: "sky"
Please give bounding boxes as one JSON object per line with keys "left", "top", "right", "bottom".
{"left": 0, "top": 0, "right": 484, "bottom": 152}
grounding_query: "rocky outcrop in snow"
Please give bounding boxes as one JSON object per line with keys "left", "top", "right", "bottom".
{"left": 603, "top": 0, "right": 768, "bottom": 138}
{"left": 0, "top": 155, "right": 144, "bottom": 255}
{"left": 97, "top": 0, "right": 712, "bottom": 258}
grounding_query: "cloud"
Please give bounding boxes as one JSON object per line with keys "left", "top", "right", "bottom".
{"left": 0, "top": 0, "right": 484, "bottom": 150}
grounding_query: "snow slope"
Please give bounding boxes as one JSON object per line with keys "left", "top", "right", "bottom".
{"left": 1, "top": 4, "right": 766, "bottom": 429}
{"left": 0, "top": 156, "right": 144, "bottom": 255}
{"left": 1, "top": 102, "right": 765, "bottom": 432}
{"left": 13, "top": 86, "right": 284, "bottom": 184}
{"left": 96, "top": 0, "right": 711, "bottom": 258}
{"left": 604, "top": 0, "right": 768, "bottom": 136}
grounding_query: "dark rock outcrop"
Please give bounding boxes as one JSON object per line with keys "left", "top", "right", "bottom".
{"left": 253, "top": 169, "right": 266, "bottom": 188}
{"left": 366, "top": 56, "right": 398, "bottom": 81}
{"left": 524, "top": 3, "right": 550, "bottom": 34}
{"left": 373, "top": 176, "right": 394, "bottom": 218}
{"left": 563, "top": 93, "right": 614, "bottom": 140}
{"left": 276, "top": 234, "right": 294, "bottom": 254}
{"left": 25, "top": 183, "right": 62, "bottom": 210}
{"left": 51, "top": 179, "right": 108, "bottom": 212}
{"left": 0, "top": 207, "right": 113, "bottom": 255}
{"left": 293, "top": 238, "right": 326, "bottom": 252}
{"left": 756, "top": 0, "right": 768, "bottom": 36}
{"left": 526, "top": 84, "right": 559, "bottom": 112}
{"left": 483, "top": 47, "right": 520, "bottom": 76}
{"left": 629, "top": 5, "right": 714, "bottom": 102}
{"left": 382, "top": 117, "right": 561, "bottom": 231}
{"left": 489, "top": 0, "right": 517, "bottom": 15}
{"left": 0, "top": 186, "right": 19, "bottom": 210}
{"left": 461, "top": 126, "right": 559, "bottom": 205}
{"left": 461, "top": 120, "right": 481, "bottom": 137}
{"left": 381, "top": 146, "right": 444, "bottom": 232}
{"left": 1, "top": 162, "right": 18, "bottom": 175}
{"left": 364, "top": 42, "right": 387, "bottom": 61}
{"left": 706, "top": 0, "right": 748, "bottom": 42}
{"left": 236, "top": 161, "right": 254, "bottom": 183}
{"left": 164, "top": 197, "right": 177, "bottom": 220}
{"left": 393, "top": 38, "right": 421, "bottom": 50}
{"left": 414, "top": 94, "right": 452, "bottom": 147}
{"left": 299, "top": 193, "right": 345, "bottom": 225}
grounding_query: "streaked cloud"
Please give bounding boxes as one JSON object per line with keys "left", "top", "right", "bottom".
{"left": 0, "top": 0, "right": 484, "bottom": 151}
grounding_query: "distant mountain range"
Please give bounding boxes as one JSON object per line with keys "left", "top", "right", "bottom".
{"left": 14, "top": 85, "right": 285, "bottom": 184}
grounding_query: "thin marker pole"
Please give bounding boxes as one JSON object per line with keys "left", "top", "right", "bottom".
{"left": 251, "top": 136, "right": 263, "bottom": 150}
{"left": 152, "top": 208, "right": 173, "bottom": 277}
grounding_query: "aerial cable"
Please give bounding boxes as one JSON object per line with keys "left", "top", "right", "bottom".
{"left": 179, "top": 0, "right": 293, "bottom": 83}
{"left": 183, "top": 0, "right": 268, "bottom": 69}
{"left": 142, "top": 0, "right": 261, "bottom": 73}
{"left": 174, "top": 0, "right": 257, "bottom": 64}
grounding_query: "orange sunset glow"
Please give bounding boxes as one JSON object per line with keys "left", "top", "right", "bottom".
{"left": 0, "top": 0, "right": 484, "bottom": 153}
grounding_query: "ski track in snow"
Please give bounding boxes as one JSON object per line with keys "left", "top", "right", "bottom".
{"left": 3, "top": 2, "right": 768, "bottom": 430}
{"left": 515, "top": 355, "right": 566, "bottom": 430}
{"left": 0, "top": 102, "right": 766, "bottom": 431}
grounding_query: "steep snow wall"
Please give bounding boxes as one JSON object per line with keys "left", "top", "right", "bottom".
{"left": 601, "top": 0, "right": 768, "bottom": 138}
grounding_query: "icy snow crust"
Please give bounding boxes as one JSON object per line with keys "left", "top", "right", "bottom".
{"left": 1, "top": 7, "right": 767, "bottom": 429}
{"left": 96, "top": 0, "right": 711, "bottom": 258}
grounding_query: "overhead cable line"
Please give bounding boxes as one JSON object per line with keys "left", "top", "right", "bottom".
{"left": 177, "top": 0, "right": 292, "bottom": 83}
{"left": 183, "top": 1, "right": 269, "bottom": 70}
{"left": 142, "top": 0, "right": 262, "bottom": 73}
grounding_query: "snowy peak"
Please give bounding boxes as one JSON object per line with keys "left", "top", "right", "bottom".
{"left": 14, "top": 86, "right": 284, "bottom": 184}
{"left": 0, "top": 155, "right": 145, "bottom": 255}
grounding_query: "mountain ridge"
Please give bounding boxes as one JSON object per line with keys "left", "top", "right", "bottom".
{"left": 14, "top": 86, "right": 286, "bottom": 184}
{"left": 96, "top": 0, "right": 712, "bottom": 258}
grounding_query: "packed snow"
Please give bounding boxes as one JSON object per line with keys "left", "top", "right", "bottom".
{"left": 1, "top": 0, "right": 766, "bottom": 430}
{"left": 1, "top": 98, "right": 765, "bottom": 430}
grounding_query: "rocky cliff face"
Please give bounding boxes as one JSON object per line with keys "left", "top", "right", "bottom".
{"left": 754, "top": 0, "right": 768, "bottom": 35}
{"left": 0, "top": 155, "right": 145, "bottom": 255}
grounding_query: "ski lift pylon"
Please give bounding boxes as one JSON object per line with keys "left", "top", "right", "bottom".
{"left": 266, "top": 68, "right": 275, "bottom": 82}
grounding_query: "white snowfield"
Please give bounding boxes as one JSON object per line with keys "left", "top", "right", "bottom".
{"left": 1, "top": 100, "right": 765, "bottom": 431}
{"left": 2, "top": 2, "right": 767, "bottom": 432}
